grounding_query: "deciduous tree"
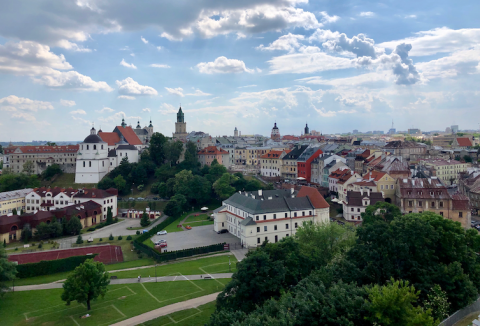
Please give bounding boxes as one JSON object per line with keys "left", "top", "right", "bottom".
{"left": 61, "top": 259, "right": 110, "bottom": 310}
{"left": 66, "top": 216, "right": 83, "bottom": 235}
{"left": 0, "top": 248, "right": 16, "bottom": 297}
{"left": 22, "top": 160, "right": 34, "bottom": 175}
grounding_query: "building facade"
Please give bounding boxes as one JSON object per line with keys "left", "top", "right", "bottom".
{"left": 419, "top": 158, "right": 469, "bottom": 185}
{"left": 0, "top": 189, "right": 32, "bottom": 215}
{"left": 213, "top": 187, "right": 329, "bottom": 247}
{"left": 197, "top": 146, "right": 230, "bottom": 167}
{"left": 343, "top": 189, "right": 385, "bottom": 222}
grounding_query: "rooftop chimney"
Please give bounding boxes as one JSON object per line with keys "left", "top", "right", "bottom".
{"left": 290, "top": 188, "right": 294, "bottom": 195}
{"left": 258, "top": 189, "right": 263, "bottom": 196}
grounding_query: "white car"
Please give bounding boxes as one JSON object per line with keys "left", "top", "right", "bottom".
{"left": 157, "top": 230, "right": 167, "bottom": 235}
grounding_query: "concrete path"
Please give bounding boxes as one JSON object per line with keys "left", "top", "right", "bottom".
{"left": 10, "top": 273, "right": 233, "bottom": 292}
{"left": 231, "top": 248, "right": 248, "bottom": 261}
{"left": 110, "top": 292, "right": 220, "bottom": 326}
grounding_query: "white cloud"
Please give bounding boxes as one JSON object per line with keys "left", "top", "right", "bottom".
{"left": 405, "top": 14, "right": 417, "bottom": 19}
{"left": 296, "top": 72, "right": 393, "bottom": 87}
{"left": 0, "top": 95, "right": 54, "bottom": 112}
{"left": 12, "top": 112, "right": 36, "bottom": 121}
{"left": 319, "top": 11, "right": 340, "bottom": 24}
{"left": 197, "top": 56, "right": 254, "bottom": 74}
{"left": 57, "top": 40, "right": 92, "bottom": 52}
{"left": 71, "top": 116, "right": 91, "bottom": 125}
{"left": 142, "top": 108, "right": 151, "bottom": 112}
{"left": 116, "top": 77, "right": 158, "bottom": 96}
{"left": 186, "top": 89, "right": 211, "bottom": 96}
{"left": 238, "top": 84, "right": 257, "bottom": 88}
{"left": 60, "top": 99, "right": 76, "bottom": 107}
{"left": 159, "top": 103, "right": 177, "bottom": 114}
{"left": 257, "top": 33, "right": 305, "bottom": 53}
{"left": 379, "top": 27, "right": 480, "bottom": 56}
{"left": 314, "top": 107, "right": 337, "bottom": 117}
{"left": 130, "top": 53, "right": 135, "bottom": 57}
{"left": 359, "top": 12, "right": 375, "bottom": 17}
{"left": 310, "top": 29, "right": 383, "bottom": 58}
{"left": 165, "top": 87, "right": 184, "bottom": 97}
{"left": 0, "top": 41, "right": 112, "bottom": 91}
{"left": 156, "top": 46, "right": 163, "bottom": 51}
{"left": 150, "top": 64, "right": 170, "bottom": 68}
{"left": 118, "top": 95, "right": 135, "bottom": 100}
{"left": 416, "top": 47, "right": 480, "bottom": 79}
{"left": 120, "top": 59, "right": 137, "bottom": 69}
{"left": 71, "top": 109, "right": 86, "bottom": 115}
{"left": 96, "top": 107, "right": 114, "bottom": 113}
{"left": 267, "top": 49, "right": 354, "bottom": 74}
{"left": 141, "top": 36, "right": 149, "bottom": 44}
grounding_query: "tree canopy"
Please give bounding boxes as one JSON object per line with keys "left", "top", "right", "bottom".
{"left": 0, "top": 248, "right": 16, "bottom": 297}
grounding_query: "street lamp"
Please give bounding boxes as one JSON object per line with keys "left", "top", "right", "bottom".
{"left": 155, "top": 264, "right": 157, "bottom": 283}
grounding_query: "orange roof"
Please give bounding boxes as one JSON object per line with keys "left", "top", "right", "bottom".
{"left": 363, "top": 170, "right": 386, "bottom": 182}
{"left": 198, "top": 146, "right": 229, "bottom": 155}
{"left": 99, "top": 132, "right": 120, "bottom": 146}
{"left": 456, "top": 137, "right": 472, "bottom": 147}
{"left": 116, "top": 126, "right": 143, "bottom": 145}
{"left": 297, "top": 186, "right": 330, "bottom": 209}
{"left": 260, "top": 150, "right": 290, "bottom": 159}
{"left": 352, "top": 181, "right": 376, "bottom": 187}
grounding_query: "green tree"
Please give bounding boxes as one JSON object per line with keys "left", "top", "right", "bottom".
{"left": 149, "top": 132, "right": 167, "bottom": 166}
{"left": 140, "top": 212, "right": 150, "bottom": 227}
{"left": 66, "top": 216, "right": 83, "bottom": 235}
{"left": 113, "top": 175, "right": 127, "bottom": 194}
{"left": 106, "top": 207, "right": 113, "bottom": 225}
{"left": 0, "top": 144, "right": 3, "bottom": 154}
{"left": 97, "top": 177, "right": 115, "bottom": 190}
{"left": 207, "top": 160, "right": 227, "bottom": 182}
{"left": 423, "top": 284, "right": 450, "bottom": 321}
{"left": 173, "top": 170, "right": 194, "bottom": 196}
{"left": 46, "top": 142, "right": 57, "bottom": 146}
{"left": 76, "top": 235, "right": 83, "bottom": 244}
{"left": 365, "top": 278, "right": 435, "bottom": 326}
{"left": 179, "top": 141, "right": 199, "bottom": 171}
{"left": 42, "top": 164, "right": 63, "bottom": 180}
{"left": 0, "top": 248, "right": 16, "bottom": 297}
{"left": 154, "top": 164, "right": 177, "bottom": 183}
{"left": 22, "top": 160, "right": 35, "bottom": 175}
{"left": 464, "top": 155, "right": 473, "bottom": 163}
{"left": 0, "top": 173, "right": 40, "bottom": 192}
{"left": 213, "top": 173, "right": 237, "bottom": 199}
{"left": 11, "top": 208, "right": 17, "bottom": 215}
{"left": 186, "top": 175, "right": 212, "bottom": 205}
{"left": 61, "top": 259, "right": 110, "bottom": 310}
{"left": 21, "top": 224, "right": 32, "bottom": 243}
{"left": 157, "top": 182, "right": 168, "bottom": 198}
{"left": 165, "top": 140, "right": 184, "bottom": 165}
{"left": 164, "top": 194, "right": 187, "bottom": 217}
{"left": 244, "top": 179, "right": 263, "bottom": 191}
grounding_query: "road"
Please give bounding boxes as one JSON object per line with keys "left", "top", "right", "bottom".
{"left": 10, "top": 273, "right": 233, "bottom": 291}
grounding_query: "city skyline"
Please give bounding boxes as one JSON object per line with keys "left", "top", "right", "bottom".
{"left": 1, "top": 1, "right": 480, "bottom": 141}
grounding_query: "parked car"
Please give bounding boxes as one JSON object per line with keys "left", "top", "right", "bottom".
{"left": 185, "top": 226, "right": 192, "bottom": 230}
{"left": 128, "top": 197, "right": 134, "bottom": 201}
{"left": 158, "top": 239, "right": 167, "bottom": 243}
{"left": 137, "top": 197, "right": 145, "bottom": 201}
{"left": 217, "top": 229, "right": 228, "bottom": 234}
{"left": 157, "top": 230, "right": 167, "bottom": 235}
{"left": 160, "top": 242, "right": 167, "bottom": 248}
{"left": 154, "top": 239, "right": 167, "bottom": 246}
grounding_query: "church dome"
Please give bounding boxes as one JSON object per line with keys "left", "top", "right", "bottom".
{"left": 83, "top": 134, "right": 104, "bottom": 144}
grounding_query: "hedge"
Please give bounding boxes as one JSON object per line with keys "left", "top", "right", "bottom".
{"left": 133, "top": 242, "right": 225, "bottom": 263}
{"left": 16, "top": 254, "right": 97, "bottom": 279}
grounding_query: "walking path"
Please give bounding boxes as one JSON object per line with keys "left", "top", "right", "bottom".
{"left": 110, "top": 292, "right": 221, "bottom": 326}
{"left": 10, "top": 273, "right": 233, "bottom": 292}
{"left": 231, "top": 248, "right": 248, "bottom": 261}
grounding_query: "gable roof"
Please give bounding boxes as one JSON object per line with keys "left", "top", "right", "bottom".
{"left": 456, "top": 138, "right": 472, "bottom": 147}
{"left": 114, "top": 126, "right": 143, "bottom": 145}
{"left": 296, "top": 186, "right": 330, "bottom": 209}
{"left": 363, "top": 170, "right": 387, "bottom": 182}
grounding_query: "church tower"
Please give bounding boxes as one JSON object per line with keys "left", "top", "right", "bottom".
{"left": 304, "top": 123, "right": 310, "bottom": 135}
{"left": 271, "top": 122, "right": 280, "bottom": 141}
{"left": 173, "top": 106, "right": 188, "bottom": 140}
{"left": 234, "top": 127, "right": 238, "bottom": 138}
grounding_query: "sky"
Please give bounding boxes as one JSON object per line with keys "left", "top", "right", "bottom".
{"left": 0, "top": 0, "right": 480, "bottom": 141}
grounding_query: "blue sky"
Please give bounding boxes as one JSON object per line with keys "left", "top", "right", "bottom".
{"left": 0, "top": 0, "right": 479, "bottom": 141}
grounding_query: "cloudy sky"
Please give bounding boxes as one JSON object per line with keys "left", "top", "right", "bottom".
{"left": 0, "top": 0, "right": 479, "bottom": 141}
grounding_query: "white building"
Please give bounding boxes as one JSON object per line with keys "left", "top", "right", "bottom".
{"left": 342, "top": 189, "right": 385, "bottom": 222}
{"left": 213, "top": 186, "right": 330, "bottom": 247}
{"left": 75, "top": 122, "right": 143, "bottom": 184}
{"left": 73, "top": 188, "right": 118, "bottom": 220}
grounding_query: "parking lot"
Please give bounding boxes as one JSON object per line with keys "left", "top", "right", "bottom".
{"left": 150, "top": 225, "right": 240, "bottom": 251}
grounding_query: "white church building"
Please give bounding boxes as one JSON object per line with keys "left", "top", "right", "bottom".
{"left": 75, "top": 119, "right": 152, "bottom": 184}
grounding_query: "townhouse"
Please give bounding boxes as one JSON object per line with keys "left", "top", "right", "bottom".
{"left": 0, "top": 189, "right": 32, "bottom": 216}
{"left": 342, "top": 189, "right": 385, "bottom": 222}
{"left": 418, "top": 158, "right": 469, "bottom": 185}
{"left": 281, "top": 145, "right": 308, "bottom": 180}
{"left": 197, "top": 146, "right": 230, "bottom": 168}
{"left": 260, "top": 150, "right": 290, "bottom": 178}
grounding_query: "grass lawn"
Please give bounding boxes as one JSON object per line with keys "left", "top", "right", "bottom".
{"left": 454, "top": 311, "right": 480, "bottom": 326}
{"left": 12, "top": 258, "right": 156, "bottom": 287}
{"left": 110, "top": 254, "right": 237, "bottom": 279}
{"left": 42, "top": 173, "right": 96, "bottom": 189}
{"left": 187, "top": 220, "right": 215, "bottom": 228}
{"left": 0, "top": 280, "right": 229, "bottom": 326}
{"left": 184, "top": 214, "right": 210, "bottom": 223}
{"left": 5, "top": 241, "right": 58, "bottom": 254}
{"left": 142, "top": 301, "right": 216, "bottom": 326}
{"left": 164, "top": 214, "right": 188, "bottom": 233}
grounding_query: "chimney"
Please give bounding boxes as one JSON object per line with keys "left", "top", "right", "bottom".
{"left": 290, "top": 188, "right": 294, "bottom": 195}
{"left": 366, "top": 188, "right": 370, "bottom": 196}
{"left": 360, "top": 188, "right": 363, "bottom": 196}
{"left": 258, "top": 189, "right": 263, "bottom": 196}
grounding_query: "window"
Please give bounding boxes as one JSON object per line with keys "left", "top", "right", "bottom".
{"left": 286, "top": 223, "right": 289, "bottom": 229}
{"left": 302, "top": 211, "right": 305, "bottom": 216}
{"left": 439, "top": 202, "right": 444, "bottom": 208}
{"left": 285, "top": 213, "right": 288, "bottom": 218}
{"left": 286, "top": 234, "right": 289, "bottom": 237}
{"left": 391, "top": 185, "right": 394, "bottom": 189}
{"left": 83, "top": 161, "right": 85, "bottom": 167}
{"left": 459, "top": 212, "right": 463, "bottom": 218}
{"left": 440, "top": 212, "right": 444, "bottom": 216}
{"left": 381, "top": 185, "right": 384, "bottom": 190}
{"left": 263, "top": 215, "right": 266, "bottom": 220}
{"left": 408, "top": 201, "right": 413, "bottom": 207}
{"left": 256, "top": 216, "right": 259, "bottom": 221}
{"left": 274, "top": 225, "right": 277, "bottom": 231}
{"left": 265, "top": 237, "right": 268, "bottom": 242}
{"left": 257, "top": 238, "right": 260, "bottom": 244}
{"left": 295, "top": 222, "right": 298, "bottom": 228}
{"left": 418, "top": 201, "right": 422, "bottom": 207}
{"left": 257, "top": 227, "right": 260, "bottom": 232}
{"left": 431, "top": 202, "right": 435, "bottom": 207}
{"left": 264, "top": 226, "right": 267, "bottom": 231}
{"left": 94, "top": 145, "right": 96, "bottom": 150}
{"left": 275, "top": 235, "right": 278, "bottom": 243}
{"left": 89, "top": 161, "right": 91, "bottom": 167}
{"left": 357, "top": 208, "right": 360, "bottom": 212}
{"left": 294, "top": 212, "right": 297, "bottom": 217}
{"left": 273, "top": 214, "right": 276, "bottom": 219}
{"left": 351, "top": 208, "right": 354, "bottom": 212}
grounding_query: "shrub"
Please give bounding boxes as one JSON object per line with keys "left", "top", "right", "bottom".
{"left": 99, "top": 238, "right": 103, "bottom": 242}
{"left": 87, "top": 227, "right": 95, "bottom": 232}
{"left": 136, "top": 230, "right": 140, "bottom": 235}
{"left": 38, "top": 243, "right": 43, "bottom": 248}
{"left": 15, "top": 247, "right": 18, "bottom": 251}
{"left": 109, "top": 234, "right": 114, "bottom": 241}
{"left": 118, "top": 235, "right": 123, "bottom": 240}
{"left": 138, "top": 254, "right": 143, "bottom": 259}
{"left": 126, "top": 235, "right": 132, "bottom": 240}
{"left": 76, "top": 235, "right": 83, "bottom": 244}
{"left": 16, "top": 254, "right": 95, "bottom": 279}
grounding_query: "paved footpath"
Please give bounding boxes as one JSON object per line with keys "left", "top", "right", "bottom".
{"left": 10, "top": 273, "right": 233, "bottom": 292}
{"left": 110, "top": 292, "right": 221, "bottom": 326}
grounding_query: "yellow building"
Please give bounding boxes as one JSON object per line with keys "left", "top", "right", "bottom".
{"left": 0, "top": 189, "right": 31, "bottom": 216}
{"left": 245, "top": 147, "right": 273, "bottom": 167}
{"left": 419, "top": 159, "right": 470, "bottom": 185}
{"left": 353, "top": 170, "right": 396, "bottom": 203}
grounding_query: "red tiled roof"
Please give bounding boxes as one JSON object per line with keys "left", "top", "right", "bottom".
{"left": 282, "top": 135, "right": 299, "bottom": 141}
{"left": 4, "top": 145, "right": 79, "bottom": 154}
{"left": 352, "top": 181, "right": 377, "bottom": 187}
{"left": 260, "top": 150, "right": 290, "bottom": 159}
{"left": 98, "top": 132, "right": 120, "bottom": 146}
{"left": 452, "top": 194, "right": 470, "bottom": 210}
{"left": 32, "top": 187, "right": 78, "bottom": 198}
{"left": 198, "top": 146, "right": 229, "bottom": 155}
{"left": 363, "top": 170, "right": 387, "bottom": 182}
{"left": 73, "top": 189, "right": 116, "bottom": 199}
{"left": 116, "top": 126, "right": 143, "bottom": 145}
{"left": 456, "top": 138, "right": 472, "bottom": 147}
{"left": 297, "top": 186, "right": 330, "bottom": 209}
